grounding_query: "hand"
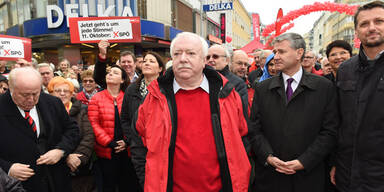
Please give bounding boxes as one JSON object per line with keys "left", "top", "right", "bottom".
{"left": 36, "top": 149, "right": 64, "bottom": 165}
{"left": 98, "top": 40, "right": 110, "bottom": 59}
{"left": 285, "top": 159, "right": 304, "bottom": 171}
{"left": 267, "top": 156, "right": 296, "bottom": 175}
{"left": 66, "top": 153, "right": 82, "bottom": 172}
{"left": 8, "top": 163, "right": 35, "bottom": 181}
{"left": 330, "top": 166, "right": 336, "bottom": 185}
{"left": 114, "top": 140, "right": 126, "bottom": 153}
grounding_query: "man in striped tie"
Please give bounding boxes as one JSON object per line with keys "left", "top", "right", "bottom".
{"left": 0, "top": 67, "right": 79, "bottom": 192}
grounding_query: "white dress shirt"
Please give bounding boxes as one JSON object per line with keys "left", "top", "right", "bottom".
{"left": 17, "top": 106, "right": 40, "bottom": 137}
{"left": 173, "top": 75, "right": 209, "bottom": 94}
{"left": 282, "top": 67, "right": 303, "bottom": 93}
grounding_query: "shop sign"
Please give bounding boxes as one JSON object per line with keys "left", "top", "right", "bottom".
{"left": 0, "top": 35, "right": 31, "bottom": 62}
{"left": 47, "top": 4, "right": 134, "bottom": 28}
{"left": 69, "top": 17, "right": 141, "bottom": 43}
{"left": 208, "top": 34, "right": 222, "bottom": 44}
{"left": 203, "top": 2, "right": 233, "bottom": 12}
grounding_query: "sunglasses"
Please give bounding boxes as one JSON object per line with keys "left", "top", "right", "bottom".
{"left": 83, "top": 80, "right": 94, "bottom": 83}
{"left": 206, "top": 54, "right": 226, "bottom": 60}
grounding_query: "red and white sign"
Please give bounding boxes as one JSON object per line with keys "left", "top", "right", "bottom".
{"left": 0, "top": 35, "right": 32, "bottom": 62}
{"left": 69, "top": 17, "right": 141, "bottom": 44}
{"left": 252, "top": 13, "right": 260, "bottom": 42}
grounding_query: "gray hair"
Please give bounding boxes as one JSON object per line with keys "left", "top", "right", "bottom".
{"left": 273, "top": 33, "right": 306, "bottom": 60}
{"left": 170, "top": 32, "right": 209, "bottom": 57}
{"left": 8, "top": 67, "right": 42, "bottom": 89}
{"left": 260, "top": 50, "right": 273, "bottom": 60}
{"left": 210, "top": 44, "right": 231, "bottom": 59}
{"left": 36, "top": 63, "right": 54, "bottom": 72}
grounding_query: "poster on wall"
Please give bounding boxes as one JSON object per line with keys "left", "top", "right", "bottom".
{"left": 69, "top": 16, "right": 141, "bottom": 44}
{"left": 0, "top": 35, "right": 32, "bottom": 62}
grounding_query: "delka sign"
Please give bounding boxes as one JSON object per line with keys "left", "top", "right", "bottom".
{"left": 203, "top": 2, "right": 233, "bottom": 12}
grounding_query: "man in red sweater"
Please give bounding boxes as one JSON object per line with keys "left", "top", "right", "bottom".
{"left": 128, "top": 32, "right": 251, "bottom": 192}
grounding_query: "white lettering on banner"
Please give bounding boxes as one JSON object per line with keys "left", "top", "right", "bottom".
{"left": 47, "top": 4, "right": 133, "bottom": 28}
{"left": 207, "top": 3, "right": 232, "bottom": 11}
{"left": 0, "top": 38, "right": 24, "bottom": 58}
{"left": 78, "top": 19, "right": 133, "bottom": 41}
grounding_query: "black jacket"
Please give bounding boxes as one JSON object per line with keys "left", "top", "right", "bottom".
{"left": 218, "top": 65, "right": 248, "bottom": 118}
{"left": 249, "top": 71, "right": 338, "bottom": 192}
{"left": 121, "top": 82, "right": 143, "bottom": 145}
{"left": 335, "top": 48, "right": 384, "bottom": 192}
{"left": 0, "top": 91, "right": 79, "bottom": 192}
{"left": 0, "top": 168, "right": 25, "bottom": 192}
{"left": 93, "top": 58, "right": 108, "bottom": 89}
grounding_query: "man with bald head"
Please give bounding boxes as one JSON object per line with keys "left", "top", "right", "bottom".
{"left": 207, "top": 44, "right": 248, "bottom": 118}
{"left": 0, "top": 67, "right": 79, "bottom": 192}
{"left": 230, "top": 50, "right": 249, "bottom": 79}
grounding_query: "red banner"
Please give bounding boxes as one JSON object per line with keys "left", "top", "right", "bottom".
{"left": 69, "top": 17, "right": 141, "bottom": 44}
{"left": 252, "top": 13, "right": 260, "bottom": 42}
{"left": 0, "top": 34, "right": 32, "bottom": 62}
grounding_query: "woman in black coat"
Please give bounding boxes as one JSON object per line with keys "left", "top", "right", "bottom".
{"left": 120, "top": 51, "right": 165, "bottom": 190}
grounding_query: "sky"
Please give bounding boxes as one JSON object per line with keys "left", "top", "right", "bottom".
{"left": 241, "top": 0, "right": 329, "bottom": 35}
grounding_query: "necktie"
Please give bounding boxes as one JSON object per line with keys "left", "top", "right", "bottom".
{"left": 24, "top": 111, "right": 37, "bottom": 135}
{"left": 286, "top": 78, "right": 294, "bottom": 101}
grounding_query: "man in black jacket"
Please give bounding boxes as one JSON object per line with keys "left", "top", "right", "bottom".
{"left": 334, "top": 1, "right": 384, "bottom": 192}
{"left": 248, "top": 32, "right": 338, "bottom": 192}
{"left": 0, "top": 67, "right": 79, "bottom": 192}
{"left": 207, "top": 44, "right": 248, "bottom": 118}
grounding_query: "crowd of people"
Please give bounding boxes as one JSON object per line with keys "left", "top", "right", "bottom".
{"left": 0, "top": 1, "right": 383, "bottom": 192}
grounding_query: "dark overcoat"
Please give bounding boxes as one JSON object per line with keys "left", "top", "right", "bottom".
{"left": 0, "top": 91, "right": 79, "bottom": 192}
{"left": 249, "top": 70, "right": 339, "bottom": 192}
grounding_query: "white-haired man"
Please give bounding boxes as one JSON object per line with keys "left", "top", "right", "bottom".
{"left": 37, "top": 63, "right": 54, "bottom": 93}
{"left": 129, "top": 32, "right": 251, "bottom": 192}
{"left": 0, "top": 67, "right": 79, "bottom": 192}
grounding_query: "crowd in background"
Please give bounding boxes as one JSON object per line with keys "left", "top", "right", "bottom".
{"left": 0, "top": 1, "right": 384, "bottom": 192}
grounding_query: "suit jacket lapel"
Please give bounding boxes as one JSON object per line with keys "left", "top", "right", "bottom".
{"left": 3, "top": 91, "right": 37, "bottom": 139}
{"left": 290, "top": 71, "right": 317, "bottom": 101}
{"left": 268, "top": 75, "right": 286, "bottom": 104}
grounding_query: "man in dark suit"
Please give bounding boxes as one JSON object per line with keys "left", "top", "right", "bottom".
{"left": 0, "top": 67, "right": 79, "bottom": 192}
{"left": 248, "top": 33, "right": 339, "bottom": 192}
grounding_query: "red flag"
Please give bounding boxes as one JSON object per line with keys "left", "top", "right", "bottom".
{"left": 275, "top": 8, "right": 283, "bottom": 37}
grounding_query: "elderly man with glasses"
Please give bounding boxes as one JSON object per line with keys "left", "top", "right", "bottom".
{"left": 206, "top": 44, "right": 249, "bottom": 119}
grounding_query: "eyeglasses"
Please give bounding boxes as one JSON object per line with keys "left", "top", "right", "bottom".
{"left": 206, "top": 54, "right": 226, "bottom": 60}
{"left": 53, "top": 89, "right": 70, "bottom": 94}
{"left": 304, "top": 56, "right": 315, "bottom": 59}
{"left": 83, "top": 80, "right": 94, "bottom": 83}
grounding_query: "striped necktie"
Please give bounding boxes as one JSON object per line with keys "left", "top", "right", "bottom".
{"left": 24, "top": 111, "right": 37, "bottom": 135}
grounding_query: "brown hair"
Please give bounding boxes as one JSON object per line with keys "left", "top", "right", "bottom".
{"left": 354, "top": 1, "right": 384, "bottom": 28}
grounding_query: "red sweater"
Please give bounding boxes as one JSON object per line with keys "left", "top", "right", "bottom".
{"left": 173, "top": 88, "right": 222, "bottom": 192}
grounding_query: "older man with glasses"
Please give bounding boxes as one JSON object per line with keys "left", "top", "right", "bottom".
{"left": 206, "top": 44, "right": 249, "bottom": 118}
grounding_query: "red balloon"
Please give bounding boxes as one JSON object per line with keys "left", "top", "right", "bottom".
{"left": 226, "top": 36, "right": 232, "bottom": 43}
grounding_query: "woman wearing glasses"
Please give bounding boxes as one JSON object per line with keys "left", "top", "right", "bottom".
{"left": 76, "top": 70, "right": 99, "bottom": 105}
{"left": 47, "top": 76, "right": 95, "bottom": 192}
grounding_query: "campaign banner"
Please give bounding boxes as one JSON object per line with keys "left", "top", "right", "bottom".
{"left": 0, "top": 35, "right": 32, "bottom": 62}
{"left": 69, "top": 17, "right": 141, "bottom": 44}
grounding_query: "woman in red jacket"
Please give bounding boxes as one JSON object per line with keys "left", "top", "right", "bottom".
{"left": 88, "top": 65, "right": 135, "bottom": 192}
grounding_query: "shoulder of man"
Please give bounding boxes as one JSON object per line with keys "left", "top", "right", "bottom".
{"left": 338, "top": 54, "right": 359, "bottom": 75}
